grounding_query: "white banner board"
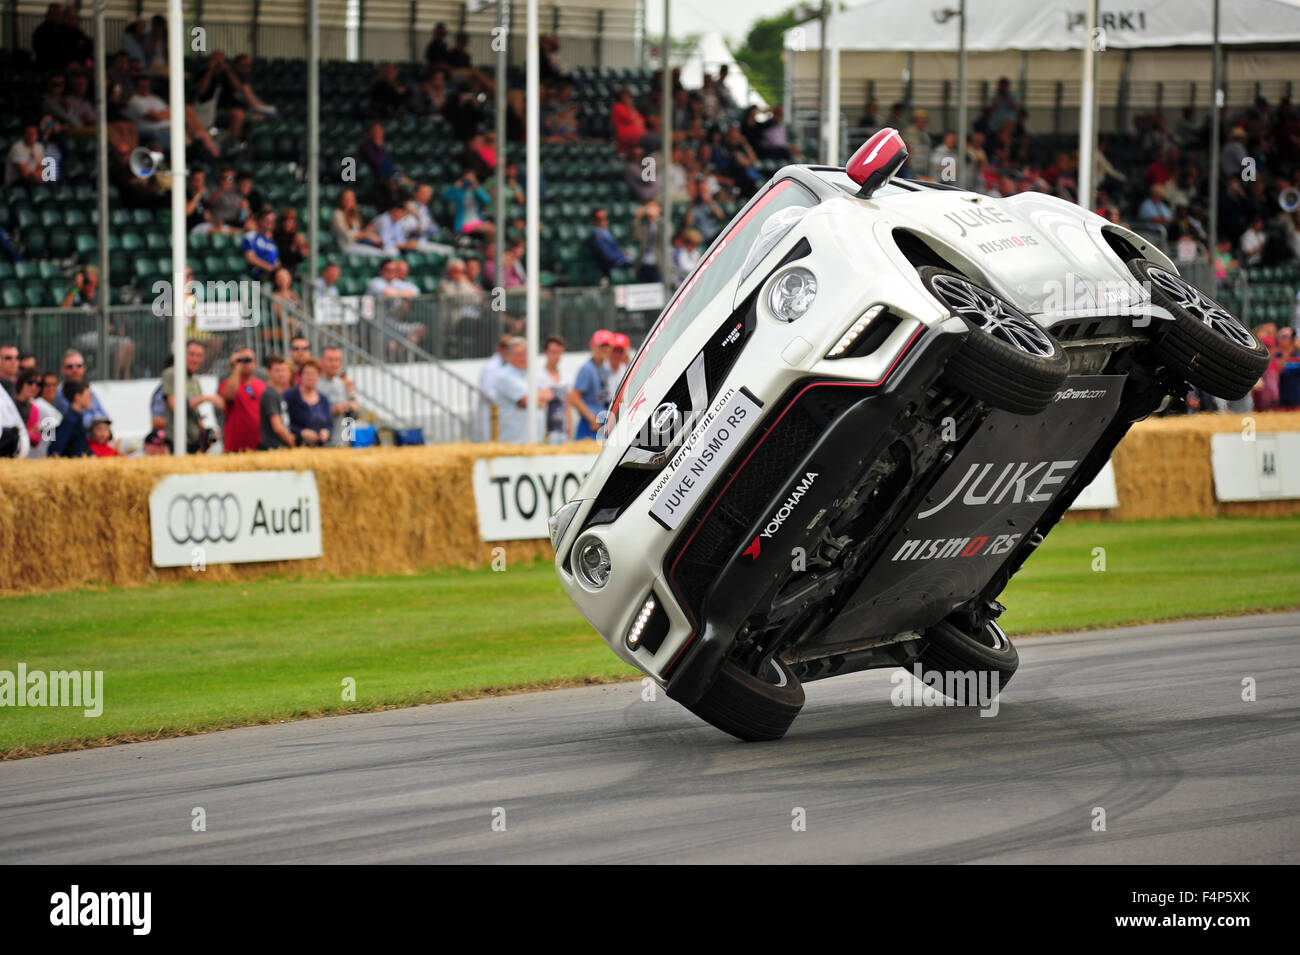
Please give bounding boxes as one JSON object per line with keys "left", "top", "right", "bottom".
{"left": 149, "top": 471, "right": 323, "bottom": 567}
{"left": 1212, "top": 432, "right": 1300, "bottom": 501}
{"left": 1068, "top": 459, "right": 1119, "bottom": 510}
{"left": 472, "top": 455, "right": 595, "bottom": 541}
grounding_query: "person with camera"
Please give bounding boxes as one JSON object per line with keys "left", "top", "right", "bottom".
{"left": 163, "top": 340, "right": 225, "bottom": 454}
{"left": 442, "top": 168, "right": 495, "bottom": 243}
{"left": 219, "top": 345, "right": 266, "bottom": 453}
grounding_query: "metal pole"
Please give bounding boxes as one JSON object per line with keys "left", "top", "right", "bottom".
{"left": 1077, "top": 0, "right": 1098, "bottom": 211}
{"left": 307, "top": 0, "right": 320, "bottom": 320}
{"left": 817, "top": 0, "right": 827, "bottom": 163}
{"left": 659, "top": 0, "right": 672, "bottom": 289}
{"left": 1209, "top": 0, "right": 1222, "bottom": 262}
{"left": 495, "top": 0, "right": 509, "bottom": 294}
{"left": 956, "top": 0, "right": 967, "bottom": 188}
{"left": 94, "top": 0, "right": 109, "bottom": 378}
{"left": 825, "top": 0, "right": 839, "bottom": 165}
{"left": 169, "top": 0, "right": 187, "bottom": 456}
{"left": 525, "top": 0, "right": 540, "bottom": 443}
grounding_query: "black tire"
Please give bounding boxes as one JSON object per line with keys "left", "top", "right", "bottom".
{"left": 687, "top": 657, "right": 805, "bottom": 741}
{"left": 919, "top": 266, "right": 1069, "bottom": 415}
{"left": 1129, "top": 259, "right": 1269, "bottom": 400}
{"left": 917, "top": 619, "right": 1018, "bottom": 699}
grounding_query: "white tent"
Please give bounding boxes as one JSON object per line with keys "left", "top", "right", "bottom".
{"left": 787, "top": 0, "right": 1300, "bottom": 51}
{"left": 680, "top": 31, "right": 769, "bottom": 109}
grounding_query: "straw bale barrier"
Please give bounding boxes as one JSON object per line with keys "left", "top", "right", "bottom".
{"left": 2, "top": 412, "right": 1299, "bottom": 594}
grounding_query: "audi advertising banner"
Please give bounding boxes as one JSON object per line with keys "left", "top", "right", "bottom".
{"left": 471, "top": 455, "right": 593, "bottom": 542}
{"left": 149, "top": 471, "right": 324, "bottom": 567}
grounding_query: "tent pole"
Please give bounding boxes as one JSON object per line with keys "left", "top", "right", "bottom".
{"left": 525, "top": 0, "right": 540, "bottom": 443}
{"left": 660, "top": 0, "right": 672, "bottom": 290}
{"left": 825, "top": 1, "right": 839, "bottom": 165}
{"left": 169, "top": 0, "right": 187, "bottom": 457}
{"left": 1077, "top": 0, "right": 1098, "bottom": 211}
{"left": 956, "top": 0, "right": 966, "bottom": 187}
{"left": 1209, "top": 0, "right": 1222, "bottom": 264}
{"left": 817, "top": 0, "right": 827, "bottom": 163}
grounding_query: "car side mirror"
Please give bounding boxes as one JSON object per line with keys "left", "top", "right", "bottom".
{"left": 846, "top": 127, "right": 909, "bottom": 199}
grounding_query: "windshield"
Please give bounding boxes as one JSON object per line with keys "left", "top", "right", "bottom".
{"left": 611, "top": 179, "right": 817, "bottom": 420}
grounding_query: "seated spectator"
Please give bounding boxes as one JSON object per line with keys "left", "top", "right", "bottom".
{"left": 186, "top": 169, "right": 214, "bottom": 235}
{"left": 259, "top": 353, "right": 296, "bottom": 449}
{"left": 494, "top": 337, "right": 553, "bottom": 444}
{"left": 121, "top": 19, "right": 150, "bottom": 68}
{"left": 105, "top": 136, "right": 161, "bottom": 209}
{"left": 586, "top": 208, "right": 632, "bottom": 278}
{"left": 227, "top": 54, "right": 277, "bottom": 117}
{"left": 443, "top": 170, "right": 495, "bottom": 242}
{"left": 723, "top": 126, "right": 763, "bottom": 197}
{"left": 755, "top": 105, "right": 799, "bottom": 161}
{"left": 369, "top": 195, "right": 419, "bottom": 255}
{"left": 366, "top": 258, "right": 404, "bottom": 298}
{"left": 462, "top": 132, "right": 497, "bottom": 182}
{"left": 207, "top": 167, "right": 249, "bottom": 229}
{"left": 485, "top": 161, "right": 525, "bottom": 230}
{"left": 126, "top": 75, "right": 171, "bottom": 141}
{"left": 284, "top": 359, "right": 333, "bottom": 446}
{"left": 623, "top": 146, "right": 658, "bottom": 203}
{"left": 242, "top": 209, "right": 281, "bottom": 281}
{"left": 1240, "top": 217, "right": 1268, "bottom": 266}
{"left": 219, "top": 346, "right": 266, "bottom": 451}
{"left": 273, "top": 208, "right": 309, "bottom": 274}
{"left": 685, "top": 178, "right": 725, "bottom": 245}
{"left": 5, "top": 125, "right": 45, "bottom": 187}
{"left": 360, "top": 122, "right": 411, "bottom": 204}
{"left": 611, "top": 88, "right": 647, "bottom": 152}
{"left": 1138, "top": 182, "right": 1174, "bottom": 230}
{"left": 236, "top": 169, "right": 267, "bottom": 218}
{"left": 369, "top": 62, "right": 408, "bottom": 117}
{"left": 409, "top": 69, "right": 449, "bottom": 117}
{"left": 51, "top": 381, "right": 93, "bottom": 456}
{"left": 673, "top": 228, "right": 703, "bottom": 286}
{"left": 543, "top": 81, "right": 580, "bottom": 142}
{"left": 87, "top": 417, "right": 121, "bottom": 457}
{"left": 314, "top": 262, "right": 343, "bottom": 298}
{"left": 269, "top": 267, "right": 302, "bottom": 328}
{"left": 485, "top": 239, "right": 527, "bottom": 290}
{"left": 439, "top": 257, "right": 480, "bottom": 297}
{"left": 505, "top": 90, "right": 526, "bottom": 144}
{"left": 197, "top": 51, "right": 248, "bottom": 143}
{"left": 331, "top": 188, "right": 385, "bottom": 256}
{"left": 403, "top": 184, "right": 450, "bottom": 250}
{"left": 317, "top": 347, "right": 358, "bottom": 447}
{"left": 444, "top": 88, "right": 486, "bottom": 141}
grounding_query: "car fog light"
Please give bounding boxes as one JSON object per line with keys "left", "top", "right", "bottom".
{"left": 828, "top": 305, "right": 885, "bottom": 357}
{"left": 769, "top": 267, "right": 817, "bottom": 321}
{"left": 575, "top": 536, "right": 611, "bottom": 589}
{"left": 626, "top": 595, "right": 657, "bottom": 649}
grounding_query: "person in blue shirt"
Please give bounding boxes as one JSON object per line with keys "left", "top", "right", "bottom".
{"left": 51, "top": 381, "right": 93, "bottom": 456}
{"left": 567, "top": 330, "right": 613, "bottom": 440}
{"left": 51, "top": 349, "right": 108, "bottom": 428}
{"left": 241, "top": 209, "right": 281, "bottom": 280}
{"left": 283, "top": 359, "right": 334, "bottom": 446}
{"left": 442, "top": 169, "right": 495, "bottom": 242}
{"left": 586, "top": 208, "right": 632, "bottom": 278}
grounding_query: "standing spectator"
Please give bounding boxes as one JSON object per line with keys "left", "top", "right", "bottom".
{"left": 672, "top": 228, "right": 704, "bottom": 286}
{"left": 630, "top": 200, "right": 664, "bottom": 283}
{"left": 586, "top": 208, "right": 633, "bottom": 278}
{"left": 540, "top": 335, "right": 571, "bottom": 443}
{"left": 51, "top": 381, "right": 93, "bottom": 457}
{"left": 0, "top": 383, "right": 25, "bottom": 458}
{"left": 331, "top": 188, "right": 385, "bottom": 256}
{"left": 754, "top": 105, "right": 798, "bottom": 161}
{"left": 988, "top": 77, "right": 1020, "bottom": 131}
{"left": 13, "top": 372, "right": 42, "bottom": 450}
{"left": 0, "top": 343, "right": 18, "bottom": 396}
{"left": 317, "top": 347, "right": 358, "bottom": 447}
{"left": 5, "top": 125, "right": 45, "bottom": 187}
{"left": 242, "top": 209, "right": 281, "bottom": 280}
{"left": 30, "top": 372, "right": 62, "bottom": 457}
{"left": 219, "top": 346, "right": 266, "bottom": 452}
{"left": 608, "top": 333, "right": 631, "bottom": 380}
{"left": 477, "top": 334, "right": 510, "bottom": 441}
{"left": 259, "top": 354, "right": 296, "bottom": 449}
{"left": 567, "top": 330, "right": 613, "bottom": 440}
{"left": 32, "top": 4, "right": 67, "bottom": 70}
{"left": 288, "top": 336, "right": 314, "bottom": 381}
{"left": 424, "top": 23, "right": 452, "bottom": 72}
{"left": 902, "top": 109, "right": 932, "bottom": 179}
{"left": 1138, "top": 182, "right": 1175, "bottom": 230}
{"left": 163, "top": 340, "right": 225, "bottom": 453}
{"left": 494, "top": 337, "right": 553, "bottom": 444}
{"left": 53, "top": 350, "right": 107, "bottom": 428}
{"left": 284, "top": 359, "right": 333, "bottom": 446}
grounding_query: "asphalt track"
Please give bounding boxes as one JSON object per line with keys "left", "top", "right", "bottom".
{"left": 3, "top": 613, "right": 1298, "bottom": 864}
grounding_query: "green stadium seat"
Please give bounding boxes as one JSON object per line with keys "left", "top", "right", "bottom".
{"left": 37, "top": 261, "right": 63, "bottom": 279}
{"left": 22, "top": 286, "right": 48, "bottom": 308}
{"left": 2, "top": 286, "right": 23, "bottom": 308}
{"left": 110, "top": 208, "right": 132, "bottom": 226}
{"left": 145, "top": 232, "right": 169, "bottom": 251}
{"left": 120, "top": 232, "right": 144, "bottom": 250}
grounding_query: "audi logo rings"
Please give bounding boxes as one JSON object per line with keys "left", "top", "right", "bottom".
{"left": 167, "top": 494, "right": 242, "bottom": 544}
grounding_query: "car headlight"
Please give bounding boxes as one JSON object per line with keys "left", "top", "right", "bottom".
{"left": 768, "top": 267, "right": 817, "bottom": 322}
{"left": 574, "top": 535, "right": 612, "bottom": 590}
{"left": 547, "top": 499, "right": 583, "bottom": 549}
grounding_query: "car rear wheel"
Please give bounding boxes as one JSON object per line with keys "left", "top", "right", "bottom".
{"left": 920, "top": 266, "right": 1068, "bottom": 415}
{"left": 1129, "top": 259, "right": 1269, "bottom": 400}
{"left": 687, "top": 657, "right": 805, "bottom": 741}
{"left": 917, "top": 619, "right": 1018, "bottom": 700}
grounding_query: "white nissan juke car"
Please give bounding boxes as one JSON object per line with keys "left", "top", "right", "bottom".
{"left": 549, "top": 129, "right": 1269, "bottom": 741}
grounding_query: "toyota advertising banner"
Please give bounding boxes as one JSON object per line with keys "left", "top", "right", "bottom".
{"left": 149, "top": 472, "right": 324, "bottom": 568}
{"left": 471, "top": 455, "right": 593, "bottom": 542}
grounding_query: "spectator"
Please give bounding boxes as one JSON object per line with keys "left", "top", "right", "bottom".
{"left": 51, "top": 381, "right": 93, "bottom": 457}
{"left": 494, "top": 337, "right": 553, "bottom": 444}
{"left": 902, "top": 109, "right": 932, "bottom": 179}
{"left": 106, "top": 135, "right": 164, "bottom": 209}
{"left": 288, "top": 335, "right": 313, "bottom": 380}
{"left": 242, "top": 209, "right": 281, "bottom": 280}
{"left": 314, "top": 262, "right": 343, "bottom": 298}
{"left": 484, "top": 239, "right": 526, "bottom": 290}
{"left": 13, "top": 372, "right": 43, "bottom": 452}
{"left": 715, "top": 65, "right": 738, "bottom": 114}
{"left": 207, "top": 168, "right": 249, "bottom": 229}
{"left": 0, "top": 381, "right": 25, "bottom": 458}
{"left": 360, "top": 122, "right": 410, "bottom": 203}
{"left": 931, "top": 132, "right": 959, "bottom": 182}
{"left": 197, "top": 52, "right": 248, "bottom": 143}
{"left": 369, "top": 194, "right": 418, "bottom": 255}
{"left": 87, "top": 417, "right": 121, "bottom": 457}
{"left": 754, "top": 105, "right": 798, "bottom": 161}
{"left": 259, "top": 353, "right": 296, "bottom": 449}
{"left": 443, "top": 169, "right": 495, "bottom": 242}
{"left": 125, "top": 75, "right": 171, "bottom": 141}
{"left": 404, "top": 183, "right": 448, "bottom": 250}
{"left": 317, "top": 347, "right": 358, "bottom": 447}
{"left": 476, "top": 335, "right": 510, "bottom": 441}
{"left": 1137, "top": 182, "right": 1174, "bottom": 230}
{"left": 543, "top": 81, "right": 580, "bottom": 142}
{"left": 1241, "top": 217, "right": 1268, "bottom": 266}
{"left": 608, "top": 333, "right": 631, "bottom": 380}
{"left": 630, "top": 200, "right": 664, "bottom": 283}
{"left": 162, "top": 340, "right": 224, "bottom": 453}
{"left": 185, "top": 169, "right": 213, "bottom": 235}
{"left": 5, "top": 125, "right": 45, "bottom": 187}
{"left": 505, "top": 89, "right": 527, "bottom": 143}
{"left": 611, "top": 88, "right": 647, "bottom": 152}
{"left": 59, "top": 5, "right": 92, "bottom": 64}
{"left": 409, "top": 69, "right": 449, "bottom": 117}
{"left": 567, "top": 330, "right": 613, "bottom": 440}
{"left": 32, "top": 4, "right": 67, "bottom": 70}
{"left": 236, "top": 169, "right": 267, "bottom": 218}
{"left": 1220, "top": 125, "right": 1249, "bottom": 180}
{"left": 439, "top": 257, "right": 478, "bottom": 296}
{"left": 369, "top": 62, "right": 407, "bottom": 117}
{"left": 331, "top": 188, "right": 385, "bottom": 256}
{"left": 486, "top": 161, "right": 525, "bottom": 213}
{"left": 284, "top": 359, "right": 333, "bottom": 446}
{"left": 539, "top": 335, "right": 571, "bottom": 443}
{"left": 462, "top": 132, "right": 497, "bottom": 182}
{"left": 269, "top": 267, "right": 302, "bottom": 328}
{"left": 0, "top": 344, "right": 17, "bottom": 396}
{"left": 52, "top": 350, "right": 108, "bottom": 428}
{"left": 672, "top": 228, "right": 704, "bottom": 286}
{"left": 685, "top": 178, "right": 725, "bottom": 245}
{"left": 988, "top": 77, "right": 1020, "bottom": 131}
{"left": 445, "top": 88, "right": 487, "bottom": 142}
{"left": 365, "top": 258, "right": 404, "bottom": 298}
{"left": 424, "top": 23, "right": 452, "bottom": 72}
{"left": 30, "top": 372, "right": 62, "bottom": 457}
{"left": 121, "top": 19, "right": 149, "bottom": 68}
{"left": 623, "top": 146, "right": 658, "bottom": 202}
{"left": 540, "top": 34, "right": 569, "bottom": 84}
{"left": 273, "top": 208, "right": 309, "bottom": 273}
{"left": 586, "top": 208, "right": 632, "bottom": 278}
{"left": 219, "top": 346, "right": 266, "bottom": 452}
{"left": 63, "top": 267, "right": 135, "bottom": 380}
{"left": 446, "top": 32, "right": 493, "bottom": 94}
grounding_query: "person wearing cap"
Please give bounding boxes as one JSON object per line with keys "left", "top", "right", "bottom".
{"left": 901, "top": 109, "right": 931, "bottom": 180}
{"left": 607, "top": 333, "right": 631, "bottom": 380}
{"left": 568, "top": 330, "right": 613, "bottom": 440}
{"left": 87, "top": 416, "right": 121, "bottom": 457}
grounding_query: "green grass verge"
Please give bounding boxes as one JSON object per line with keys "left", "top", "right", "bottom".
{"left": 2, "top": 517, "right": 1297, "bottom": 756}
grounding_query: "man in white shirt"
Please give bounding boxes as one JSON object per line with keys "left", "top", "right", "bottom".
{"left": 477, "top": 334, "right": 510, "bottom": 441}
{"left": 126, "top": 75, "right": 170, "bottom": 139}
{"left": 494, "top": 337, "right": 553, "bottom": 444}
{"left": 5, "top": 125, "right": 44, "bottom": 186}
